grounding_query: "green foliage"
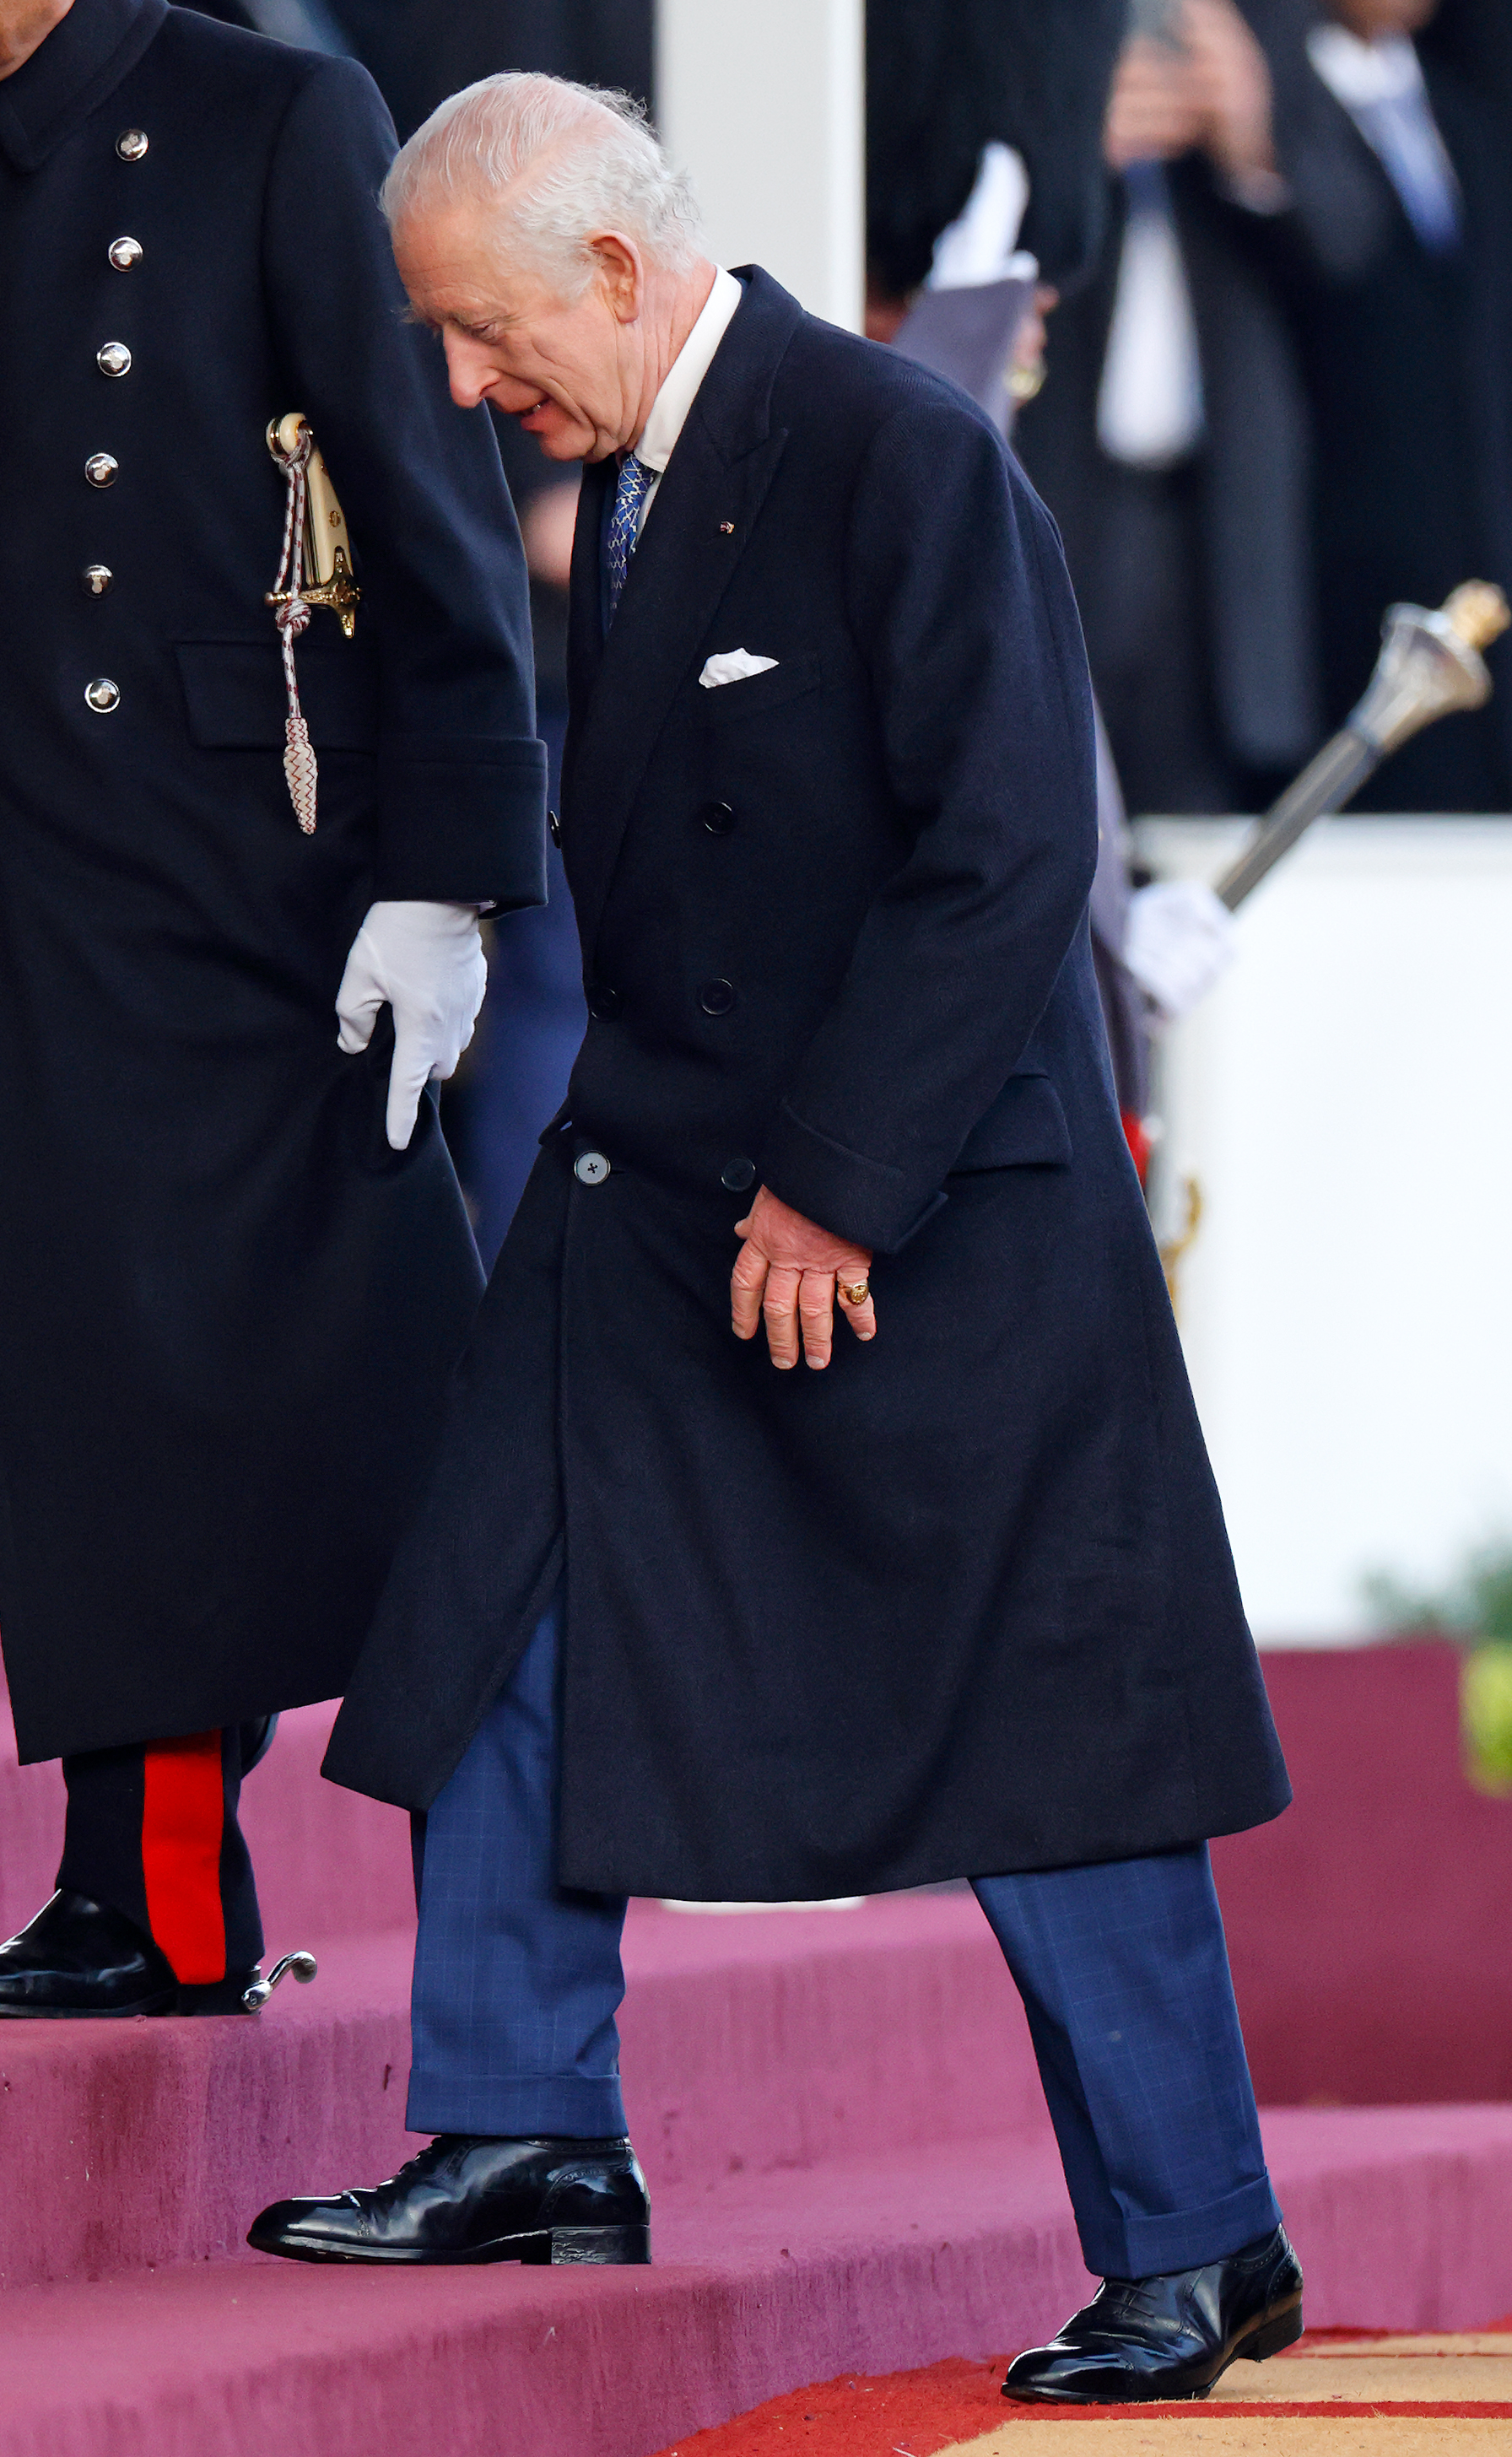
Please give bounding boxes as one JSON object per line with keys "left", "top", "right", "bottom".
{"left": 1462, "top": 1643, "right": 1512, "bottom": 1797}
{"left": 1360, "top": 1542, "right": 1512, "bottom": 1644}
{"left": 1359, "top": 1541, "right": 1512, "bottom": 1795}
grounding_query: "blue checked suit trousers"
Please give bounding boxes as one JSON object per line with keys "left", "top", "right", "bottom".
{"left": 407, "top": 1591, "right": 1282, "bottom": 2279}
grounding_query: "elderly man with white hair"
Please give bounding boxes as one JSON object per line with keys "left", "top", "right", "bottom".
{"left": 251, "top": 75, "right": 1304, "bottom": 2408}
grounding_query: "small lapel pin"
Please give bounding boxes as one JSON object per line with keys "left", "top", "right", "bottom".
{"left": 719, "top": 521, "right": 735, "bottom": 535}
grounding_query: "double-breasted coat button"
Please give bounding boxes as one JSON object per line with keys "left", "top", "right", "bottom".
{"left": 85, "top": 454, "right": 118, "bottom": 488}
{"left": 85, "top": 678, "right": 121, "bottom": 713}
{"left": 81, "top": 564, "right": 113, "bottom": 596}
{"left": 699, "top": 979, "right": 736, "bottom": 1016}
{"left": 721, "top": 1158, "right": 757, "bottom": 1193}
{"left": 108, "top": 236, "right": 143, "bottom": 271}
{"left": 574, "top": 1150, "right": 611, "bottom": 1185}
{"left": 116, "top": 129, "right": 149, "bottom": 160}
{"left": 701, "top": 800, "right": 736, "bottom": 835}
{"left": 97, "top": 342, "right": 132, "bottom": 378}
{"left": 588, "top": 985, "right": 623, "bottom": 1021}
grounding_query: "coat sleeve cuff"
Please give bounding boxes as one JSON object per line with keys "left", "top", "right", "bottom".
{"left": 759, "top": 1101, "right": 947, "bottom": 1255}
{"left": 375, "top": 734, "right": 549, "bottom": 909}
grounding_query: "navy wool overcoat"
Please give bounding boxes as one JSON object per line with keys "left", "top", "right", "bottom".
{"left": 327, "top": 271, "right": 1290, "bottom": 1894}
{"left": 0, "top": 0, "right": 545, "bottom": 1761}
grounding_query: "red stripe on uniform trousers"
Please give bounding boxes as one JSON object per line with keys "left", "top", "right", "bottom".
{"left": 142, "top": 1731, "right": 226, "bottom": 1984}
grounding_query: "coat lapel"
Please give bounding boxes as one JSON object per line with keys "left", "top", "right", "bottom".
{"left": 561, "top": 270, "right": 803, "bottom": 961}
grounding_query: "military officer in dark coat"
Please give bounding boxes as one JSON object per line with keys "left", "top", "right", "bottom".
{"left": 0, "top": 0, "right": 544, "bottom": 2012}
{"left": 251, "top": 75, "right": 1304, "bottom": 2406}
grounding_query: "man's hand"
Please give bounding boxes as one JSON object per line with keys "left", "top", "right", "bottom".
{"left": 1104, "top": 30, "right": 1207, "bottom": 170}
{"left": 731, "top": 1186, "right": 876, "bottom": 1371}
{"left": 1104, "top": 2, "right": 1276, "bottom": 183}
{"left": 336, "top": 899, "right": 489, "bottom": 1151}
{"left": 1182, "top": 0, "right": 1277, "bottom": 184}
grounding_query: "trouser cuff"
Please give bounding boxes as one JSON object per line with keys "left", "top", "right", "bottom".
{"left": 1080, "top": 2174, "right": 1283, "bottom": 2282}
{"left": 406, "top": 2071, "right": 629, "bottom": 2140}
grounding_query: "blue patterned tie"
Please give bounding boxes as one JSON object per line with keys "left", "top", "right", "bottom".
{"left": 606, "top": 451, "right": 655, "bottom": 624}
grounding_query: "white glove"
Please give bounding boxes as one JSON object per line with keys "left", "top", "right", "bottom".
{"left": 1123, "top": 878, "right": 1239, "bottom": 1023}
{"left": 336, "top": 900, "right": 488, "bottom": 1151}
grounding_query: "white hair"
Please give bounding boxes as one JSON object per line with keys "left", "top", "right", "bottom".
{"left": 381, "top": 73, "right": 706, "bottom": 298}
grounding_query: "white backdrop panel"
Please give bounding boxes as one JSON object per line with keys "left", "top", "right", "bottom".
{"left": 656, "top": 0, "right": 864, "bottom": 332}
{"left": 1138, "top": 818, "right": 1512, "bottom": 1642}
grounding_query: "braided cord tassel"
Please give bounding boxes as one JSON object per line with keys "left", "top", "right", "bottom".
{"left": 267, "top": 428, "right": 318, "bottom": 834}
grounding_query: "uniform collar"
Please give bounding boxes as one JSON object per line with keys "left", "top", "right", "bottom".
{"left": 0, "top": 0, "right": 168, "bottom": 174}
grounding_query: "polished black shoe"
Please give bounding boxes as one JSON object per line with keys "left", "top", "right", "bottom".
{"left": 0, "top": 1891, "right": 258, "bottom": 2017}
{"left": 1004, "top": 2225, "right": 1304, "bottom": 2404}
{"left": 0, "top": 1890, "right": 178, "bottom": 2017}
{"left": 248, "top": 2134, "right": 651, "bottom": 2265}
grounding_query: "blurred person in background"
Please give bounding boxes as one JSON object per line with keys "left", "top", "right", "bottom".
{"left": 1237, "top": 0, "right": 1512, "bottom": 810}
{"left": 1017, "top": 0, "right": 1512, "bottom": 819}
{"left": 870, "top": 0, "right": 1239, "bottom": 1154}
{"left": 1016, "top": 0, "right": 1360, "bottom": 818}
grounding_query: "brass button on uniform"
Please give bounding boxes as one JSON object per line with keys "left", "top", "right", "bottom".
{"left": 701, "top": 800, "right": 736, "bottom": 836}
{"left": 81, "top": 564, "right": 114, "bottom": 597}
{"left": 116, "top": 129, "right": 149, "bottom": 161}
{"left": 574, "top": 1150, "right": 611, "bottom": 1185}
{"left": 699, "top": 979, "right": 736, "bottom": 1016}
{"left": 721, "top": 1158, "right": 757, "bottom": 1193}
{"left": 85, "top": 678, "right": 121, "bottom": 714}
{"left": 108, "top": 236, "right": 143, "bottom": 271}
{"left": 588, "top": 985, "right": 623, "bottom": 1021}
{"left": 97, "top": 342, "right": 132, "bottom": 378}
{"left": 85, "top": 453, "right": 118, "bottom": 488}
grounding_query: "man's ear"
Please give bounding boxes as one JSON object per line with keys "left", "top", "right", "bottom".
{"left": 589, "top": 233, "right": 644, "bottom": 322}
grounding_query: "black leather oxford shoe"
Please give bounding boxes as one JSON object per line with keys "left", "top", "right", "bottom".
{"left": 1004, "top": 2225, "right": 1304, "bottom": 2404}
{"left": 0, "top": 1891, "right": 256, "bottom": 2017}
{"left": 247, "top": 2134, "right": 651, "bottom": 2265}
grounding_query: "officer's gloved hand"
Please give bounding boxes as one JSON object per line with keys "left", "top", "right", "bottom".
{"left": 1123, "top": 878, "right": 1238, "bottom": 1024}
{"left": 336, "top": 900, "right": 488, "bottom": 1151}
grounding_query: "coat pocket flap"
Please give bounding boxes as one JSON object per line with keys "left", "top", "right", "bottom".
{"left": 951, "top": 1072, "right": 1072, "bottom": 1173}
{"left": 695, "top": 651, "right": 822, "bottom": 726}
{"left": 176, "top": 638, "right": 380, "bottom": 752}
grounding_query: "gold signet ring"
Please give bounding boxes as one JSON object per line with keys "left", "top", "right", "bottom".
{"left": 838, "top": 1279, "right": 870, "bottom": 1307}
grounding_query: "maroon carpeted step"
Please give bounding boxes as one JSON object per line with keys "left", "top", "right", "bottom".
{"left": 0, "top": 1896, "right": 1050, "bottom": 2288}
{"left": 2, "top": 2117, "right": 1511, "bottom": 2457}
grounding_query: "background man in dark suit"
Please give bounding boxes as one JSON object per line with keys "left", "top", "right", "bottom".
{"left": 0, "top": 0, "right": 543, "bottom": 2013}
{"left": 1240, "top": 0, "right": 1512, "bottom": 810}
{"left": 252, "top": 73, "right": 1302, "bottom": 2406}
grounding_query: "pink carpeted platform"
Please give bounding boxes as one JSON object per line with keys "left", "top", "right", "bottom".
{"left": 0, "top": 2111, "right": 1510, "bottom": 2457}
{"left": 1, "top": 1645, "right": 1510, "bottom": 2454}
{"left": 1212, "top": 1643, "right": 1512, "bottom": 2103}
{"left": 5, "top": 1640, "right": 1511, "bottom": 2109}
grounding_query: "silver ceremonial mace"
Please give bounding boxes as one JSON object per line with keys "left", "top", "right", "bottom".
{"left": 1213, "top": 582, "right": 1512, "bottom": 911}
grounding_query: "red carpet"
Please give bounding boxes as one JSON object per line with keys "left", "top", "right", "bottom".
{"left": 651, "top": 2356, "right": 1017, "bottom": 2454}
{"left": 650, "top": 2325, "right": 1512, "bottom": 2456}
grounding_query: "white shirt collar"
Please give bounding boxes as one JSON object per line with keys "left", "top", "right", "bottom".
{"left": 1307, "top": 24, "right": 1425, "bottom": 112}
{"left": 634, "top": 266, "right": 743, "bottom": 477}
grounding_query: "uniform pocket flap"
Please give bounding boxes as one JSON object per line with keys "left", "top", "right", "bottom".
{"left": 951, "top": 1072, "right": 1072, "bottom": 1173}
{"left": 695, "top": 651, "right": 823, "bottom": 726}
{"left": 176, "top": 638, "right": 380, "bottom": 752}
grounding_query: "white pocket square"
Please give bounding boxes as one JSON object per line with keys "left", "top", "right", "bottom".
{"left": 699, "top": 649, "right": 779, "bottom": 689}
